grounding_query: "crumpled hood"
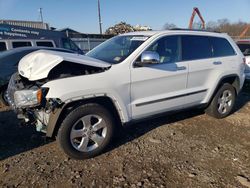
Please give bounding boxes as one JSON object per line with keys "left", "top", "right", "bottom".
{"left": 18, "top": 50, "right": 111, "bottom": 81}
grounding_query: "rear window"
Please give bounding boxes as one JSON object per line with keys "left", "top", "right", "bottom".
{"left": 182, "top": 35, "right": 212, "bottom": 61}
{"left": 0, "top": 42, "right": 6, "bottom": 52}
{"left": 237, "top": 43, "right": 250, "bottom": 56}
{"left": 210, "top": 37, "right": 236, "bottom": 57}
{"left": 12, "top": 41, "right": 32, "bottom": 48}
{"left": 36, "top": 41, "right": 54, "bottom": 47}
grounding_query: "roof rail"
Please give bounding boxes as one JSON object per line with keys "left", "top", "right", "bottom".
{"left": 169, "top": 28, "right": 221, "bottom": 33}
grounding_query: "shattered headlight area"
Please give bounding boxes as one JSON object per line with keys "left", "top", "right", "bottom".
{"left": 6, "top": 73, "right": 49, "bottom": 109}
{"left": 14, "top": 89, "right": 41, "bottom": 108}
{"left": 6, "top": 73, "right": 36, "bottom": 109}
{"left": 6, "top": 73, "right": 23, "bottom": 109}
{"left": 6, "top": 73, "right": 53, "bottom": 133}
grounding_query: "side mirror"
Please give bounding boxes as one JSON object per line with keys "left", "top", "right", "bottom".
{"left": 136, "top": 51, "right": 160, "bottom": 67}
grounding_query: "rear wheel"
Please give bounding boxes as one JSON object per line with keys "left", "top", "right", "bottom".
{"left": 205, "top": 83, "right": 236, "bottom": 119}
{"left": 57, "top": 103, "right": 114, "bottom": 159}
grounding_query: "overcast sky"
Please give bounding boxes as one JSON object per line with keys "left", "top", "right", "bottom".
{"left": 0, "top": 0, "right": 249, "bottom": 33}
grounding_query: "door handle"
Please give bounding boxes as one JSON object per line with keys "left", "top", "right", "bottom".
{"left": 213, "top": 61, "right": 222, "bottom": 65}
{"left": 176, "top": 66, "right": 186, "bottom": 71}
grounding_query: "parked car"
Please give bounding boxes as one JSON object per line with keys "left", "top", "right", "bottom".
{"left": 6, "top": 30, "right": 245, "bottom": 159}
{"left": 0, "top": 24, "right": 84, "bottom": 54}
{"left": 236, "top": 39, "right": 250, "bottom": 80}
{"left": 0, "top": 46, "right": 76, "bottom": 105}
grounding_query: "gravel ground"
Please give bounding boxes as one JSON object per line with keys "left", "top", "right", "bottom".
{"left": 0, "top": 84, "right": 250, "bottom": 188}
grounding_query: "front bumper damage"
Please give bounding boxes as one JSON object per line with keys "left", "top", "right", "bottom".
{"left": 6, "top": 73, "right": 51, "bottom": 133}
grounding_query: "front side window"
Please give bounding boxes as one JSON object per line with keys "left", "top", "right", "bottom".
{"left": 62, "top": 38, "right": 81, "bottom": 52}
{"left": 210, "top": 37, "right": 236, "bottom": 57}
{"left": 237, "top": 43, "right": 250, "bottom": 56}
{"left": 86, "top": 35, "right": 149, "bottom": 64}
{"left": 182, "top": 35, "right": 212, "bottom": 61}
{"left": 145, "top": 35, "right": 181, "bottom": 64}
{"left": 12, "top": 41, "right": 32, "bottom": 48}
{"left": 0, "top": 42, "right": 6, "bottom": 52}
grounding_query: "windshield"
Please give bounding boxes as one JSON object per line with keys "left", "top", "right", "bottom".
{"left": 86, "top": 35, "right": 149, "bottom": 64}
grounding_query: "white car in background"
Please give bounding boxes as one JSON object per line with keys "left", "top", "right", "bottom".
{"left": 6, "top": 29, "right": 245, "bottom": 159}
{"left": 236, "top": 39, "right": 250, "bottom": 80}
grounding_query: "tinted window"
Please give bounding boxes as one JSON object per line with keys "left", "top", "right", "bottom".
{"left": 182, "top": 35, "right": 212, "bottom": 61}
{"left": 36, "top": 41, "right": 54, "bottom": 47}
{"left": 237, "top": 43, "right": 250, "bottom": 56}
{"left": 146, "top": 35, "right": 181, "bottom": 63}
{"left": 210, "top": 37, "right": 236, "bottom": 57}
{"left": 12, "top": 41, "right": 32, "bottom": 48}
{"left": 0, "top": 42, "right": 6, "bottom": 52}
{"left": 62, "top": 38, "right": 80, "bottom": 51}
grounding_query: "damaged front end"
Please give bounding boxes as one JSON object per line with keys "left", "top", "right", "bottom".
{"left": 6, "top": 73, "right": 60, "bottom": 133}
{"left": 6, "top": 50, "right": 111, "bottom": 134}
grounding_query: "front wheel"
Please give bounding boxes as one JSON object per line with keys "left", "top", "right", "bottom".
{"left": 57, "top": 103, "right": 114, "bottom": 159}
{"left": 205, "top": 83, "right": 236, "bottom": 119}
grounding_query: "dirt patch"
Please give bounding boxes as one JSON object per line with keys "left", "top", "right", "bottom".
{"left": 0, "top": 86, "right": 250, "bottom": 187}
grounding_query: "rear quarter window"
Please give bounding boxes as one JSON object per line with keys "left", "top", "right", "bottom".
{"left": 12, "top": 41, "right": 32, "bottom": 48}
{"left": 36, "top": 41, "right": 54, "bottom": 47}
{"left": 0, "top": 42, "right": 6, "bottom": 52}
{"left": 210, "top": 37, "right": 236, "bottom": 57}
{"left": 182, "top": 35, "right": 212, "bottom": 61}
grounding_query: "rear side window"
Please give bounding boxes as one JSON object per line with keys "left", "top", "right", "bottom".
{"left": 12, "top": 41, "right": 32, "bottom": 48}
{"left": 36, "top": 41, "right": 54, "bottom": 47}
{"left": 237, "top": 43, "right": 250, "bottom": 56}
{"left": 182, "top": 35, "right": 212, "bottom": 61}
{"left": 210, "top": 37, "right": 236, "bottom": 57}
{"left": 0, "top": 42, "right": 6, "bottom": 52}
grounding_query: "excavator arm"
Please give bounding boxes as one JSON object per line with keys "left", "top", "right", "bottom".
{"left": 239, "top": 25, "right": 250, "bottom": 39}
{"left": 189, "top": 7, "right": 205, "bottom": 29}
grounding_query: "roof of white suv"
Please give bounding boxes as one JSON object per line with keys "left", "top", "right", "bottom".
{"left": 122, "top": 29, "right": 225, "bottom": 38}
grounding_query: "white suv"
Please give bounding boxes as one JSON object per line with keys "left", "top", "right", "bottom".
{"left": 6, "top": 30, "right": 245, "bottom": 159}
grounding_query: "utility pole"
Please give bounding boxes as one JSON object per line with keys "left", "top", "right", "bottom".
{"left": 39, "top": 8, "right": 44, "bottom": 23}
{"left": 97, "top": 0, "right": 103, "bottom": 34}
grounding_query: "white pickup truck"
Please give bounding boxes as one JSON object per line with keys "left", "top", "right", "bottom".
{"left": 6, "top": 29, "right": 245, "bottom": 159}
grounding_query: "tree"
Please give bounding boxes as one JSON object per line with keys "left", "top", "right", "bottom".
{"left": 192, "top": 21, "right": 204, "bottom": 30}
{"left": 206, "top": 19, "right": 250, "bottom": 37}
{"left": 163, "top": 23, "right": 177, "bottom": 30}
{"left": 206, "top": 21, "right": 218, "bottom": 31}
{"left": 217, "top": 19, "right": 230, "bottom": 26}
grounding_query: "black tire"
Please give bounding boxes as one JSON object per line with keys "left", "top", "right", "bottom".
{"left": 205, "top": 83, "right": 236, "bottom": 119}
{"left": 57, "top": 103, "right": 114, "bottom": 160}
{"left": 0, "top": 85, "right": 9, "bottom": 106}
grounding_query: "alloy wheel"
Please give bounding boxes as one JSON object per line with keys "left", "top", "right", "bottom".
{"left": 70, "top": 114, "right": 107, "bottom": 152}
{"left": 217, "top": 89, "right": 233, "bottom": 114}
